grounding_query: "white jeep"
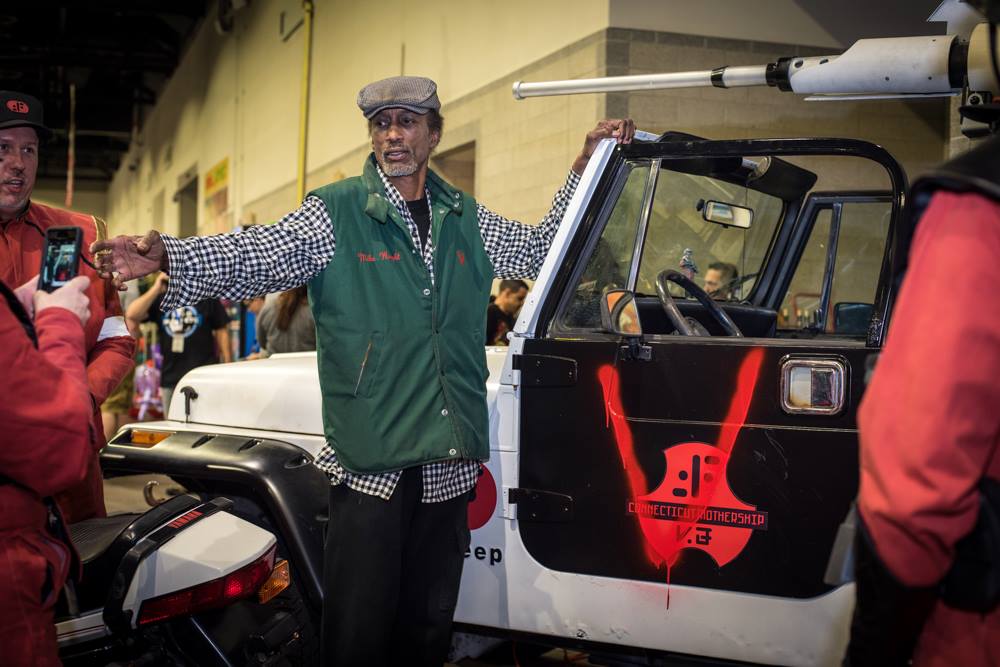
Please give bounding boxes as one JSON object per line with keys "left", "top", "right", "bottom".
{"left": 105, "top": 132, "right": 908, "bottom": 666}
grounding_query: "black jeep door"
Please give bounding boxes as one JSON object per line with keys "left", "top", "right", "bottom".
{"left": 515, "top": 139, "right": 906, "bottom": 598}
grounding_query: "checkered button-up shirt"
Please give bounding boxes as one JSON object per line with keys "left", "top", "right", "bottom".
{"left": 161, "top": 164, "right": 581, "bottom": 501}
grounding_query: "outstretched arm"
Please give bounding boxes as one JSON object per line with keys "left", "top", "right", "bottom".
{"left": 93, "top": 197, "right": 337, "bottom": 310}
{"left": 480, "top": 172, "right": 580, "bottom": 279}
{"left": 482, "top": 119, "right": 634, "bottom": 279}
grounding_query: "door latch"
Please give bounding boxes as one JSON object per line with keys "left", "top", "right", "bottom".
{"left": 779, "top": 356, "right": 846, "bottom": 415}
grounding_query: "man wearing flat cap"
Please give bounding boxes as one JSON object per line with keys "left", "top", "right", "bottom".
{"left": 93, "top": 75, "right": 634, "bottom": 664}
{"left": 0, "top": 91, "right": 135, "bottom": 522}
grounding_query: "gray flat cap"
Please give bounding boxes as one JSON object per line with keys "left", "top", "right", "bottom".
{"left": 357, "top": 76, "right": 440, "bottom": 119}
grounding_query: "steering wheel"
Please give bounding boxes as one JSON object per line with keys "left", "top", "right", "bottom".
{"left": 655, "top": 269, "right": 743, "bottom": 337}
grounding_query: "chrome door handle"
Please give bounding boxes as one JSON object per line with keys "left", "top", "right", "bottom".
{"left": 779, "top": 356, "right": 846, "bottom": 415}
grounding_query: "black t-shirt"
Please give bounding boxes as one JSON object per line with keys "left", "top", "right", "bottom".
{"left": 486, "top": 303, "right": 515, "bottom": 345}
{"left": 406, "top": 198, "right": 431, "bottom": 250}
{"left": 147, "top": 296, "right": 229, "bottom": 388}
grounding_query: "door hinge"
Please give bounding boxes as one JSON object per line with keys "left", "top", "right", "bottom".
{"left": 511, "top": 354, "right": 577, "bottom": 387}
{"left": 506, "top": 487, "right": 574, "bottom": 522}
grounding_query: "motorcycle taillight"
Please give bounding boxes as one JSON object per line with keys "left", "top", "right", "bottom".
{"left": 137, "top": 545, "right": 277, "bottom": 626}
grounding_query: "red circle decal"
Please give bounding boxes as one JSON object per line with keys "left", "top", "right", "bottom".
{"left": 467, "top": 465, "right": 497, "bottom": 531}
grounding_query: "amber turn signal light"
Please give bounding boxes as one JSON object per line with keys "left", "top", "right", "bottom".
{"left": 129, "top": 429, "right": 173, "bottom": 447}
{"left": 258, "top": 559, "right": 291, "bottom": 604}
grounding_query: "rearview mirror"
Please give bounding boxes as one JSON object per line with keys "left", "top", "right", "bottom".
{"left": 600, "top": 289, "right": 643, "bottom": 336}
{"left": 701, "top": 200, "right": 753, "bottom": 229}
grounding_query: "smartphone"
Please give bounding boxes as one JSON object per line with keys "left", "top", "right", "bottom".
{"left": 38, "top": 226, "right": 83, "bottom": 293}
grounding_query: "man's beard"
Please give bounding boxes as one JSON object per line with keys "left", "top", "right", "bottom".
{"left": 379, "top": 153, "right": 418, "bottom": 177}
{"left": 381, "top": 161, "right": 418, "bottom": 177}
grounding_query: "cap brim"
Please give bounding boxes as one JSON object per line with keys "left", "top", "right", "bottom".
{"left": 363, "top": 103, "right": 432, "bottom": 119}
{"left": 0, "top": 119, "right": 52, "bottom": 141}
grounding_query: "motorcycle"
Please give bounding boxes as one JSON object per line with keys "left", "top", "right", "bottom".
{"left": 56, "top": 492, "right": 317, "bottom": 666}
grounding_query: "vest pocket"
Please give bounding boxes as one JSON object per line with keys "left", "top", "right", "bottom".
{"left": 353, "top": 332, "right": 384, "bottom": 398}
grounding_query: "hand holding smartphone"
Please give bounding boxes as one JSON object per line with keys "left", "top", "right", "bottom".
{"left": 38, "top": 226, "right": 83, "bottom": 293}
{"left": 34, "top": 276, "right": 91, "bottom": 326}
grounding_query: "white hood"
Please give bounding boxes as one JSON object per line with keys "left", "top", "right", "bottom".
{"left": 167, "top": 352, "right": 325, "bottom": 434}
{"left": 167, "top": 349, "right": 510, "bottom": 436}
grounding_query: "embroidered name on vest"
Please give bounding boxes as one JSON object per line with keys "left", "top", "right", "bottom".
{"left": 357, "top": 250, "right": 401, "bottom": 264}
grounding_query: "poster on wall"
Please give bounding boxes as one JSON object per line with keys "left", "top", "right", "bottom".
{"left": 204, "top": 157, "right": 230, "bottom": 234}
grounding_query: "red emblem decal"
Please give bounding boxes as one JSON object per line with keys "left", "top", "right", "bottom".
{"left": 630, "top": 442, "right": 767, "bottom": 567}
{"left": 467, "top": 466, "right": 498, "bottom": 530}
{"left": 599, "top": 348, "right": 766, "bottom": 570}
{"left": 457, "top": 250, "right": 466, "bottom": 265}
{"left": 6, "top": 100, "right": 29, "bottom": 114}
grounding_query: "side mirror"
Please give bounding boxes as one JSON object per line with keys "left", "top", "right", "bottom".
{"left": 600, "top": 289, "right": 643, "bottom": 336}
{"left": 700, "top": 200, "right": 753, "bottom": 229}
{"left": 833, "top": 302, "right": 873, "bottom": 336}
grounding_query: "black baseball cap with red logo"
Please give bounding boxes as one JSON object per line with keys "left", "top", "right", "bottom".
{"left": 0, "top": 91, "right": 51, "bottom": 140}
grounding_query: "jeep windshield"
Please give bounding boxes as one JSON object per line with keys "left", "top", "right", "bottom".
{"left": 636, "top": 162, "right": 788, "bottom": 301}
{"left": 573, "top": 152, "right": 814, "bottom": 307}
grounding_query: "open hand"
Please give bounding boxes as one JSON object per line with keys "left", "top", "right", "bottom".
{"left": 572, "top": 119, "right": 636, "bottom": 175}
{"left": 90, "top": 229, "right": 167, "bottom": 290}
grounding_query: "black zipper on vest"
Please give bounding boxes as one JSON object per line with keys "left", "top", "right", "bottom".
{"left": 354, "top": 339, "right": 373, "bottom": 396}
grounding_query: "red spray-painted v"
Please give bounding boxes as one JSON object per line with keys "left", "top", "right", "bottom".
{"left": 599, "top": 347, "right": 765, "bottom": 569}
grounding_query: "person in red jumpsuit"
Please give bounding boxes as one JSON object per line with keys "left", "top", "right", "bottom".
{"left": 846, "top": 129, "right": 1000, "bottom": 665}
{"left": 0, "top": 90, "right": 135, "bottom": 522}
{"left": 0, "top": 274, "right": 96, "bottom": 667}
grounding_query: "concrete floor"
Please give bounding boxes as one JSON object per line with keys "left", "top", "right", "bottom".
{"left": 104, "top": 473, "right": 180, "bottom": 515}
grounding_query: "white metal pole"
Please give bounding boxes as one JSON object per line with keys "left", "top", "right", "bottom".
{"left": 513, "top": 67, "right": 769, "bottom": 99}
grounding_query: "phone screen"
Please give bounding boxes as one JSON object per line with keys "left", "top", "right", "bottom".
{"left": 39, "top": 227, "right": 82, "bottom": 292}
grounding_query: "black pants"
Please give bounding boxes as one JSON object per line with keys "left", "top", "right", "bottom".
{"left": 320, "top": 468, "right": 471, "bottom": 666}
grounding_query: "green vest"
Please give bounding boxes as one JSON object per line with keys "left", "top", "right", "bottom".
{"left": 307, "top": 155, "right": 493, "bottom": 474}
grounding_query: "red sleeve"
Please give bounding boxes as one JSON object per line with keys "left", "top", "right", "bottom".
{"left": 87, "top": 336, "right": 136, "bottom": 406}
{"left": 858, "top": 191, "right": 1000, "bottom": 586}
{"left": 0, "top": 306, "right": 93, "bottom": 496}
{"left": 86, "top": 277, "right": 136, "bottom": 406}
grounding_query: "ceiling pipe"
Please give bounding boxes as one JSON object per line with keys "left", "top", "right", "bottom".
{"left": 296, "top": 0, "right": 314, "bottom": 202}
{"left": 65, "top": 83, "right": 75, "bottom": 208}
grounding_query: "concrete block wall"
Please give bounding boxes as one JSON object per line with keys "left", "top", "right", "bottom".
{"left": 242, "top": 31, "right": 609, "bottom": 230}
{"left": 243, "top": 26, "right": 949, "bottom": 235}
{"left": 947, "top": 96, "right": 977, "bottom": 159}
{"left": 127, "top": 18, "right": 952, "bottom": 268}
